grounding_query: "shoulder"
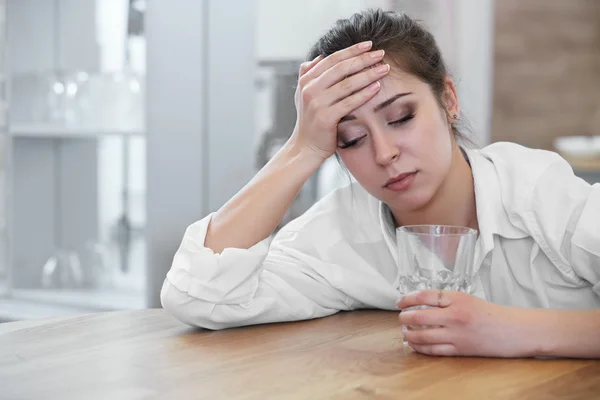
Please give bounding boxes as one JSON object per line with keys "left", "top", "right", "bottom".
{"left": 476, "top": 142, "right": 593, "bottom": 269}
{"left": 478, "top": 141, "right": 565, "bottom": 181}
{"left": 475, "top": 141, "right": 577, "bottom": 206}
{"left": 468, "top": 141, "right": 591, "bottom": 231}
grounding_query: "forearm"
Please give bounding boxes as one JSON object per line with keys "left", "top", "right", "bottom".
{"left": 519, "top": 309, "right": 600, "bottom": 358}
{"left": 205, "top": 138, "right": 323, "bottom": 254}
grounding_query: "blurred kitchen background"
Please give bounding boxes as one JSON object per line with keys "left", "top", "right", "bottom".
{"left": 0, "top": 0, "right": 598, "bottom": 322}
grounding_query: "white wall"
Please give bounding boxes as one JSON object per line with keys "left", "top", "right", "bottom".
{"left": 145, "top": 0, "right": 256, "bottom": 307}
{"left": 395, "top": 0, "right": 456, "bottom": 70}
{"left": 256, "top": 0, "right": 393, "bottom": 61}
{"left": 145, "top": 0, "right": 206, "bottom": 306}
{"left": 454, "top": 0, "right": 494, "bottom": 146}
{"left": 205, "top": 1, "right": 256, "bottom": 213}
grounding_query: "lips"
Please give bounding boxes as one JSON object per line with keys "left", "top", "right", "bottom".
{"left": 383, "top": 171, "right": 417, "bottom": 192}
{"left": 385, "top": 171, "right": 416, "bottom": 187}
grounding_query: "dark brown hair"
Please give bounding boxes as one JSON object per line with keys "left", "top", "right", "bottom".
{"left": 307, "top": 8, "right": 473, "bottom": 145}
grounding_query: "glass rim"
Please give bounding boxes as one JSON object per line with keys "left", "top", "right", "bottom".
{"left": 396, "top": 224, "right": 478, "bottom": 237}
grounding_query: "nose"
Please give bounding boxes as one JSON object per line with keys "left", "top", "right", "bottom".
{"left": 372, "top": 129, "right": 399, "bottom": 166}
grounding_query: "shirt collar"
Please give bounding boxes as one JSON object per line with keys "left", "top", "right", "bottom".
{"left": 463, "top": 147, "right": 529, "bottom": 256}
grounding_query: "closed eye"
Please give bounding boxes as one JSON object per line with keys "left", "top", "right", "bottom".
{"left": 338, "top": 135, "right": 366, "bottom": 149}
{"left": 389, "top": 113, "right": 415, "bottom": 126}
{"left": 339, "top": 113, "right": 415, "bottom": 149}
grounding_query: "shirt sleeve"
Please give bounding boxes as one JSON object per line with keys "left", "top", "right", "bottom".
{"left": 530, "top": 158, "right": 600, "bottom": 297}
{"left": 160, "top": 213, "right": 350, "bottom": 330}
{"left": 569, "top": 182, "right": 600, "bottom": 296}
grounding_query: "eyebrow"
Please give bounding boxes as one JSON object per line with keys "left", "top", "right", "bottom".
{"left": 339, "top": 92, "right": 413, "bottom": 123}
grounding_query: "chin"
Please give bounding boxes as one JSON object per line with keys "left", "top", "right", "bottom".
{"left": 382, "top": 185, "right": 435, "bottom": 213}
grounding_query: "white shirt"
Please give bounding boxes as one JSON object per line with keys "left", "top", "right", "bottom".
{"left": 161, "top": 142, "right": 600, "bottom": 330}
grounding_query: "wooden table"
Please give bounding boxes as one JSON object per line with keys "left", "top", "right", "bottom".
{"left": 1, "top": 309, "right": 599, "bottom": 399}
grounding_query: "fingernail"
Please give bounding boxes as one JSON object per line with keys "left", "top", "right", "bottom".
{"left": 312, "top": 54, "right": 321, "bottom": 62}
{"left": 376, "top": 64, "right": 390, "bottom": 74}
{"left": 358, "top": 41, "right": 373, "bottom": 50}
{"left": 369, "top": 81, "right": 381, "bottom": 92}
{"left": 370, "top": 49, "right": 385, "bottom": 58}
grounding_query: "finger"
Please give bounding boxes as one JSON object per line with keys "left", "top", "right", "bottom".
{"left": 299, "top": 55, "right": 323, "bottom": 77}
{"left": 396, "top": 290, "right": 454, "bottom": 310}
{"left": 316, "top": 50, "right": 386, "bottom": 90}
{"left": 409, "top": 343, "right": 458, "bottom": 357}
{"left": 329, "top": 80, "right": 381, "bottom": 119}
{"left": 403, "top": 327, "right": 451, "bottom": 345}
{"left": 398, "top": 307, "right": 449, "bottom": 327}
{"left": 323, "top": 63, "right": 390, "bottom": 106}
{"left": 303, "top": 41, "right": 373, "bottom": 81}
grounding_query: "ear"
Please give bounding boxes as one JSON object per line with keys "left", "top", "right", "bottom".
{"left": 442, "top": 76, "right": 460, "bottom": 124}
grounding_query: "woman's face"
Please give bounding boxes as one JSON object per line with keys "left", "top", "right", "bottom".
{"left": 336, "top": 66, "right": 459, "bottom": 213}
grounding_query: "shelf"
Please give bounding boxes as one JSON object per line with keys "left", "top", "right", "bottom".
{"left": 9, "top": 287, "right": 146, "bottom": 314}
{"left": 0, "top": 297, "right": 94, "bottom": 322}
{"left": 0, "top": 314, "right": 74, "bottom": 334}
{"left": 9, "top": 123, "right": 145, "bottom": 139}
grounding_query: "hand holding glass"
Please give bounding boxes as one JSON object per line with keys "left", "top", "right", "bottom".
{"left": 396, "top": 225, "right": 477, "bottom": 339}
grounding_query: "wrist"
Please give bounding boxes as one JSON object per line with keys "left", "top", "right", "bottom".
{"left": 513, "top": 308, "right": 556, "bottom": 358}
{"left": 284, "top": 136, "right": 330, "bottom": 169}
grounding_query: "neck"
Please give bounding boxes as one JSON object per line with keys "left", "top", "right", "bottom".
{"left": 390, "top": 142, "right": 478, "bottom": 231}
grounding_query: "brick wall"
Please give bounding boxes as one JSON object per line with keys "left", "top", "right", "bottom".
{"left": 492, "top": 0, "right": 600, "bottom": 150}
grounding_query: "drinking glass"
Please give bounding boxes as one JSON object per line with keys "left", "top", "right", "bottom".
{"left": 397, "top": 225, "right": 477, "bottom": 341}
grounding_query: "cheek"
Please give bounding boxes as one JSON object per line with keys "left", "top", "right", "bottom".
{"left": 415, "top": 114, "right": 453, "bottom": 170}
{"left": 432, "top": 123, "right": 453, "bottom": 169}
{"left": 339, "top": 152, "right": 380, "bottom": 188}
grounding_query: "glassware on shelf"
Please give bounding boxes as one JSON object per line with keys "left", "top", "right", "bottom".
{"left": 45, "top": 71, "right": 66, "bottom": 124}
{"left": 40, "top": 241, "right": 115, "bottom": 290}
{"left": 45, "top": 71, "right": 83, "bottom": 126}
{"left": 83, "top": 70, "right": 145, "bottom": 131}
{"left": 12, "top": 69, "right": 145, "bottom": 133}
{"left": 80, "top": 240, "right": 113, "bottom": 289}
{"left": 41, "top": 249, "right": 83, "bottom": 289}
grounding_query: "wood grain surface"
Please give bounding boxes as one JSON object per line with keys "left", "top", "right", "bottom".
{"left": 1, "top": 309, "right": 599, "bottom": 399}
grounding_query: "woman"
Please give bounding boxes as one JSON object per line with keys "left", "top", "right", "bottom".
{"left": 161, "top": 9, "right": 600, "bottom": 358}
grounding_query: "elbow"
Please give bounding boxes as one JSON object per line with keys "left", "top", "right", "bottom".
{"left": 160, "top": 279, "right": 179, "bottom": 317}
{"left": 160, "top": 279, "right": 191, "bottom": 326}
{"left": 160, "top": 279, "right": 238, "bottom": 331}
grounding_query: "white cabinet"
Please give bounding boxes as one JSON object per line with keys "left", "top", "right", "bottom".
{"left": 1, "top": 0, "right": 258, "bottom": 319}
{"left": 2, "top": 0, "right": 148, "bottom": 320}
